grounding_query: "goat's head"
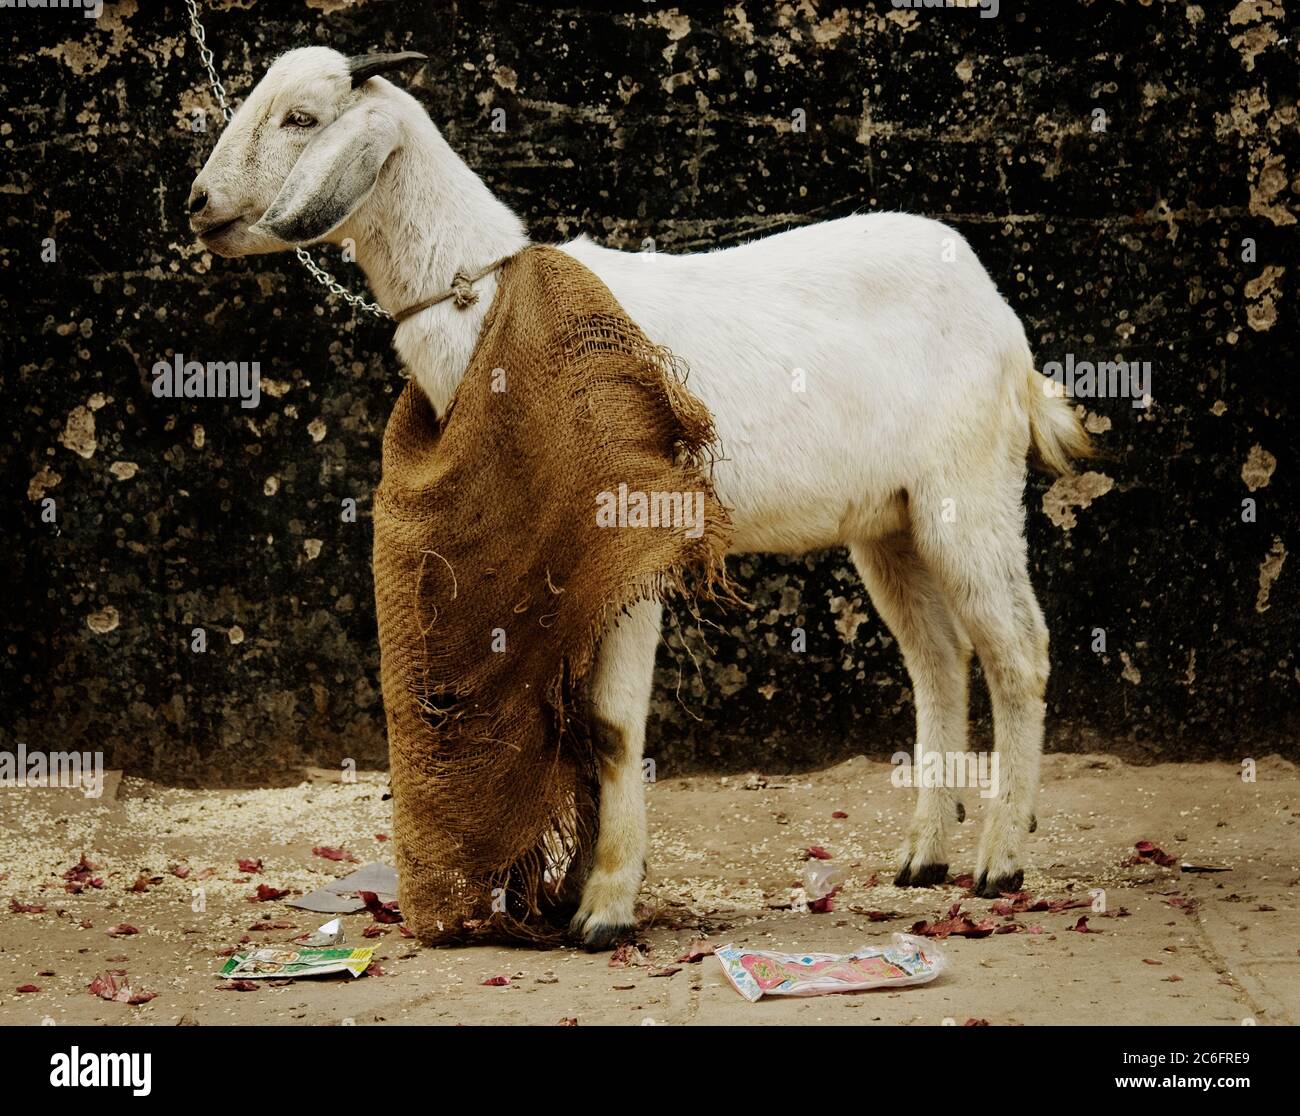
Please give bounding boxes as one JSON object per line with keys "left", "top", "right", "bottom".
{"left": 187, "top": 46, "right": 427, "bottom": 258}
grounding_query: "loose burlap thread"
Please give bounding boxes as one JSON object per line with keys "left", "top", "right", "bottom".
{"left": 373, "top": 245, "right": 732, "bottom": 945}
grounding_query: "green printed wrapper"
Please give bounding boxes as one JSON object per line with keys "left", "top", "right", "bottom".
{"left": 219, "top": 946, "right": 373, "bottom": 980}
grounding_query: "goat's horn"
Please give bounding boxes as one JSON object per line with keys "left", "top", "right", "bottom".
{"left": 347, "top": 51, "right": 428, "bottom": 87}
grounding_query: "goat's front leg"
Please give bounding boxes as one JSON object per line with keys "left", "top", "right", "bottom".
{"left": 569, "top": 599, "right": 663, "bottom": 950}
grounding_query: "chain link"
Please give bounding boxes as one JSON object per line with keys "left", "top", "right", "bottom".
{"left": 184, "top": 0, "right": 391, "bottom": 320}
{"left": 289, "top": 246, "right": 389, "bottom": 317}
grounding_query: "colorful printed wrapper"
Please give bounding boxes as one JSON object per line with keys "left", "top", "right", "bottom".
{"left": 715, "top": 934, "right": 945, "bottom": 1001}
{"left": 218, "top": 946, "right": 373, "bottom": 980}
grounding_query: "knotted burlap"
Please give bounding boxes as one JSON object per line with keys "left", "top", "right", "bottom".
{"left": 373, "top": 245, "right": 731, "bottom": 945}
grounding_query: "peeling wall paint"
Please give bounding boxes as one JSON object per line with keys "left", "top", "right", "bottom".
{"left": 1241, "top": 443, "right": 1277, "bottom": 491}
{"left": 1042, "top": 471, "right": 1116, "bottom": 531}
{"left": 1256, "top": 538, "right": 1287, "bottom": 614}
{"left": 3, "top": 0, "right": 1296, "bottom": 782}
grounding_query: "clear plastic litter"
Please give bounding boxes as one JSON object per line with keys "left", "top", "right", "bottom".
{"left": 802, "top": 861, "right": 848, "bottom": 901}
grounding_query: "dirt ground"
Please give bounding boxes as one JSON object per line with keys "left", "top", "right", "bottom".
{"left": 1, "top": 753, "right": 1296, "bottom": 1026}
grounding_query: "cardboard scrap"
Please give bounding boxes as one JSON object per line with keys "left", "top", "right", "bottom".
{"left": 288, "top": 862, "right": 398, "bottom": 914}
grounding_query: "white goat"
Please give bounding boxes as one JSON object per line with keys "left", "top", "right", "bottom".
{"left": 190, "top": 47, "right": 1091, "bottom": 949}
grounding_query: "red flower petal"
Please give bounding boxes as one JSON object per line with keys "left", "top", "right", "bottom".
{"left": 910, "top": 902, "right": 998, "bottom": 938}
{"left": 220, "top": 979, "right": 260, "bottom": 992}
{"left": 356, "top": 890, "right": 403, "bottom": 923}
{"left": 676, "top": 939, "right": 714, "bottom": 963}
{"left": 312, "top": 846, "right": 359, "bottom": 863}
{"left": 9, "top": 899, "right": 44, "bottom": 914}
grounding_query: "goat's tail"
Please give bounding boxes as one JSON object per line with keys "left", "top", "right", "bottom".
{"left": 1022, "top": 354, "right": 1094, "bottom": 476}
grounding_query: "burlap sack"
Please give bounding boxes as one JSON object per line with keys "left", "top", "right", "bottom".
{"left": 373, "top": 245, "right": 731, "bottom": 944}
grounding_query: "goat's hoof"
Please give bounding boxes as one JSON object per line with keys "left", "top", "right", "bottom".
{"left": 569, "top": 868, "right": 639, "bottom": 950}
{"left": 568, "top": 899, "right": 634, "bottom": 951}
{"left": 894, "top": 862, "right": 948, "bottom": 888}
{"left": 973, "top": 869, "right": 1023, "bottom": 899}
{"left": 573, "top": 919, "right": 634, "bottom": 952}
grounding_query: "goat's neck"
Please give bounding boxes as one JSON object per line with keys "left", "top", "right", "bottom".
{"left": 344, "top": 126, "right": 528, "bottom": 314}
{"left": 340, "top": 125, "right": 529, "bottom": 411}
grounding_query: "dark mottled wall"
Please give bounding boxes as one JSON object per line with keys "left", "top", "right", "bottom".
{"left": 3, "top": 0, "right": 1297, "bottom": 784}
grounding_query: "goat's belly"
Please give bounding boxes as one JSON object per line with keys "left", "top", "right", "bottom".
{"left": 710, "top": 455, "right": 908, "bottom": 556}
{"left": 722, "top": 504, "right": 845, "bottom": 555}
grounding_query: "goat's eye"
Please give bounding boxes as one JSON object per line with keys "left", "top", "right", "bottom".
{"left": 282, "top": 111, "right": 317, "bottom": 129}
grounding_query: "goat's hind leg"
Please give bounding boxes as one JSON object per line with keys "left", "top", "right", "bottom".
{"left": 569, "top": 600, "right": 662, "bottom": 950}
{"left": 851, "top": 535, "right": 971, "bottom": 887}
{"left": 912, "top": 483, "right": 1048, "bottom": 899}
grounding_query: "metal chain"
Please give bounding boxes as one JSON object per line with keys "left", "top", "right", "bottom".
{"left": 184, "top": 0, "right": 391, "bottom": 320}
{"left": 185, "top": 0, "right": 232, "bottom": 123}
{"left": 290, "top": 246, "right": 389, "bottom": 318}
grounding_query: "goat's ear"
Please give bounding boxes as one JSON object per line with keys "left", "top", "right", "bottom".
{"left": 254, "top": 107, "right": 399, "bottom": 245}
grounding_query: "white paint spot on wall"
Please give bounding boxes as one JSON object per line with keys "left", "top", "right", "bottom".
{"left": 1244, "top": 265, "right": 1285, "bottom": 330}
{"left": 829, "top": 595, "right": 870, "bottom": 643}
{"left": 59, "top": 406, "right": 97, "bottom": 459}
{"left": 1043, "top": 471, "right": 1114, "bottom": 530}
{"left": 1083, "top": 409, "right": 1112, "bottom": 434}
{"left": 87, "top": 606, "right": 120, "bottom": 634}
{"left": 27, "top": 466, "right": 61, "bottom": 501}
{"left": 1256, "top": 537, "right": 1286, "bottom": 613}
{"left": 1241, "top": 444, "right": 1276, "bottom": 491}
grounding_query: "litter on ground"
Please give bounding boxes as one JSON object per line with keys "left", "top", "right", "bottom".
{"left": 715, "top": 934, "right": 945, "bottom": 1001}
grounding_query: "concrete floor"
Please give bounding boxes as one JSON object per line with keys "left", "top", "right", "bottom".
{"left": 1, "top": 752, "right": 1296, "bottom": 1025}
